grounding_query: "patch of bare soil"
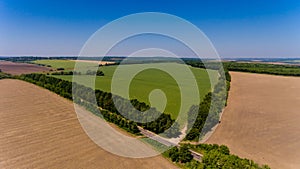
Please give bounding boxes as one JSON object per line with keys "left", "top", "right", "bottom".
{"left": 206, "top": 72, "right": 300, "bottom": 169}
{"left": 0, "top": 79, "right": 177, "bottom": 169}
{"left": 0, "top": 61, "right": 50, "bottom": 75}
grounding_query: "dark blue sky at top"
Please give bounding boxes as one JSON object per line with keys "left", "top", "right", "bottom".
{"left": 0, "top": 0, "right": 299, "bottom": 57}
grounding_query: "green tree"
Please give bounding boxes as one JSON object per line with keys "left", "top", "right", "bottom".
{"left": 168, "top": 147, "right": 179, "bottom": 162}
{"left": 179, "top": 145, "right": 193, "bottom": 163}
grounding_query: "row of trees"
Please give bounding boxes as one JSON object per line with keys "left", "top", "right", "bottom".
{"left": 185, "top": 58, "right": 300, "bottom": 77}
{"left": 191, "top": 143, "right": 230, "bottom": 155}
{"left": 51, "top": 70, "right": 104, "bottom": 76}
{"left": 197, "top": 144, "right": 270, "bottom": 169}
{"left": 95, "top": 89, "right": 180, "bottom": 138}
{"left": 101, "top": 109, "right": 140, "bottom": 134}
{"left": 73, "top": 98, "right": 140, "bottom": 134}
{"left": 185, "top": 67, "right": 231, "bottom": 141}
{"left": 224, "top": 61, "right": 300, "bottom": 76}
{"left": 0, "top": 70, "right": 11, "bottom": 79}
{"left": 18, "top": 73, "right": 180, "bottom": 137}
{"left": 51, "top": 71, "right": 78, "bottom": 75}
{"left": 18, "top": 74, "right": 141, "bottom": 134}
{"left": 166, "top": 144, "right": 270, "bottom": 169}
{"left": 86, "top": 70, "right": 105, "bottom": 76}
{"left": 201, "top": 149, "right": 270, "bottom": 169}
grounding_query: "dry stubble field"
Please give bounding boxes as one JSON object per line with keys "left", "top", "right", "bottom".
{"left": 0, "top": 79, "right": 177, "bottom": 169}
{"left": 206, "top": 72, "right": 300, "bottom": 169}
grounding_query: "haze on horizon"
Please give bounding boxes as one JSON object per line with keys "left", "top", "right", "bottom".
{"left": 0, "top": 0, "right": 300, "bottom": 58}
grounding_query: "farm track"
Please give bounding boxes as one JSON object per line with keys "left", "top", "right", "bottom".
{"left": 206, "top": 72, "right": 300, "bottom": 169}
{"left": 0, "top": 79, "right": 178, "bottom": 169}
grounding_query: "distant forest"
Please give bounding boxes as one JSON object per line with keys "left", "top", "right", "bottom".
{"left": 185, "top": 59, "right": 300, "bottom": 76}
{"left": 224, "top": 62, "right": 300, "bottom": 76}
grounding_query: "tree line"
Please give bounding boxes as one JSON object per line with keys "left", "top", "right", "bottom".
{"left": 0, "top": 56, "right": 119, "bottom": 63}
{"left": 0, "top": 70, "right": 12, "bottom": 80}
{"left": 166, "top": 144, "right": 270, "bottom": 169}
{"left": 74, "top": 98, "right": 140, "bottom": 134}
{"left": 185, "top": 66, "right": 231, "bottom": 141}
{"left": 224, "top": 61, "right": 300, "bottom": 76}
{"left": 51, "top": 70, "right": 104, "bottom": 76}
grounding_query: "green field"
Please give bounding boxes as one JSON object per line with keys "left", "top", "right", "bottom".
{"left": 33, "top": 59, "right": 76, "bottom": 69}
{"left": 34, "top": 60, "right": 218, "bottom": 118}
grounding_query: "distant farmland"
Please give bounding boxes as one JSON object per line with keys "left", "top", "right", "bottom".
{"left": 0, "top": 79, "right": 178, "bottom": 169}
{"left": 32, "top": 59, "right": 114, "bottom": 70}
{"left": 34, "top": 60, "right": 218, "bottom": 118}
{"left": 0, "top": 61, "right": 50, "bottom": 75}
{"left": 33, "top": 59, "right": 76, "bottom": 69}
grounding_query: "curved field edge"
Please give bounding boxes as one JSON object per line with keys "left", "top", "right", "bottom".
{"left": 206, "top": 72, "right": 300, "bottom": 169}
{"left": 0, "top": 79, "right": 178, "bottom": 169}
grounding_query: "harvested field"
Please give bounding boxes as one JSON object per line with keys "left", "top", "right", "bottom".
{"left": 0, "top": 61, "right": 50, "bottom": 75}
{"left": 0, "top": 79, "right": 177, "bottom": 169}
{"left": 206, "top": 72, "right": 300, "bottom": 169}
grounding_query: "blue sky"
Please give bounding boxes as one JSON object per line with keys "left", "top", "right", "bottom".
{"left": 0, "top": 0, "right": 300, "bottom": 57}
